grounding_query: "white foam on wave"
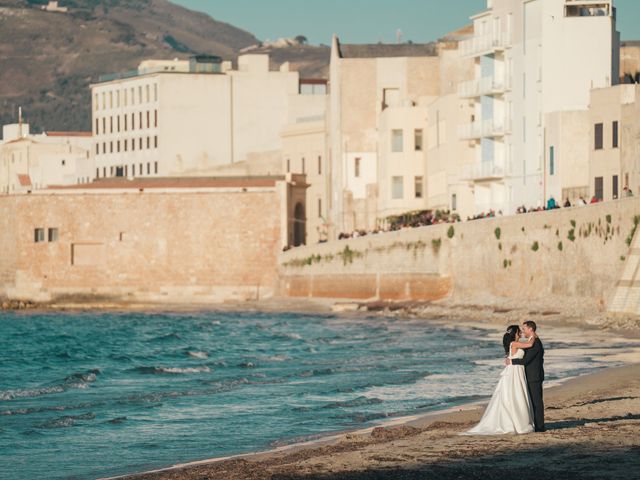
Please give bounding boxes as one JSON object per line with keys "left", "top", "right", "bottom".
{"left": 0, "top": 386, "right": 65, "bottom": 401}
{"left": 157, "top": 366, "right": 211, "bottom": 374}
{"left": 187, "top": 351, "right": 209, "bottom": 359}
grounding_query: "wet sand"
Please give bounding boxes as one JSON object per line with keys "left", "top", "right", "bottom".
{"left": 117, "top": 362, "right": 640, "bottom": 480}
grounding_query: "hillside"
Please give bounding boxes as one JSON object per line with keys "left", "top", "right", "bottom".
{"left": 0, "top": 0, "right": 329, "bottom": 133}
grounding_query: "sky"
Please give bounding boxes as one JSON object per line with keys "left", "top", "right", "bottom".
{"left": 173, "top": 0, "right": 640, "bottom": 45}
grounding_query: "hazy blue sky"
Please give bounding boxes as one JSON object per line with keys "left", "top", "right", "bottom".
{"left": 173, "top": 0, "right": 640, "bottom": 45}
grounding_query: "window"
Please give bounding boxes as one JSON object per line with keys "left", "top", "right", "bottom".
{"left": 549, "top": 146, "right": 555, "bottom": 176}
{"left": 96, "top": 168, "right": 99, "bottom": 179}
{"left": 124, "top": 89, "right": 128, "bottom": 106}
{"left": 124, "top": 139, "right": 128, "bottom": 152}
{"left": 452, "top": 193, "right": 457, "bottom": 211}
{"left": 594, "top": 176, "right": 603, "bottom": 200}
{"left": 154, "top": 84, "right": 158, "bottom": 101}
{"left": 139, "top": 112, "right": 143, "bottom": 129}
{"left": 117, "top": 140, "right": 120, "bottom": 152}
{"left": 139, "top": 138, "right": 143, "bottom": 149}
{"left": 613, "top": 175, "right": 619, "bottom": 199}
{"left": 154, "top": 136, "right": 158, "bottom": 148}
{"left": 318, "top": 198, "right": 322, "bottom": 218}
{"left": 286, "top": 159, "right": 290, "bottom": 173}
{"left": 138, "top": 86, "right": 142, "bottom": 104}
{"left": 154, "top": 161, "right": 158, "bottom": 174}
{"left": 109, "top": 91, "right": 113, "bottom": 109}
{"left": 103, "top": 167, "right": 106, "bottom": 177}
{"left": 131, "top": 113, "right": 135, "bottom": 130}
{"left": 95, "top": 118, "right": 99, "bottom": 135}
{"left": 110, "top": 141, "right": 113, "bottom": 153}
{"left": 414, "top": 129, "right": 423, "bottom": 151}
{"left": 612, "top": 121, "right": 619, "bottom": 148}
{"left": 124, "top": 165, "right": 128, "bottom": 177}
{"left": 317, "top": 155, "right": 322, "bottom": 175}
{"left": 414, "top": 176, "right": 423, "bottom": 198}
{"left": 124, "top": 115, "right": 128, "bottom": 131}
{"left": 301, "top": 157, "right": 305, "bottom": 174}
{"left": 146, "top": 85, "right": 150, "bottom": 103}
{"left": 392, "top": 176, "right": 403, "bottom": 199}
{"left": 131, "top": 88, "right": 135, "bottom": 105}
{"left": 34, "top": 228, "right": 45, "bottom": 243}
{"left": 594, "top": 123, "right": 603, "bottom": 150}
{"left": 154, "top": 110, "right": 158, "bottom": 127}
{"left": 139, "top": 163, "right": 143, "bottom": 175}
{"left": 95, "top": 144, "right": 99, "bottom": 155}
{"left": 110, "top": 116, "right": 113, "bottom": 133}
{"left": 147, "top": 163, "right": 151, "bottom": 174}
{"left": 354, "top": 157, "right": 361, "bottom": 178}
{"left": 391, "top": 129, "right": 403, "bottom": 152}
{"left": 117, "top": 116, "right": 120, "bottom": 132}
{"left": 132, "top": 138, "right": 135, "bottom": 151}
{"left": 102, "top": 142, "right": 106, "bottom": 154}
{"left": 47, "top": 228, "right": 58, "bottom": 242}
{"left": 147, "top": 111, "right": 150, "bottom": 128}
{"left": 102, "top": 117, "right": 106, "bottom": 134}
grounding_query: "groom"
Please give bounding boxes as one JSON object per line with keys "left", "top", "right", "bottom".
{"left": 505, "top": 320, "right": 545, "bottom": 432}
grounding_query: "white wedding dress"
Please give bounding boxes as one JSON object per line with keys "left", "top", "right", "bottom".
{"left": 462, "top": 345, "right": 535, "bottom": 435}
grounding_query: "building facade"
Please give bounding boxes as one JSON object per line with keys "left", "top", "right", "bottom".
{"left": 91, "top": 54, "right": 300, "bottom": 179}
{"left": 460, "top": 0, "right": 620, "bottom": 214}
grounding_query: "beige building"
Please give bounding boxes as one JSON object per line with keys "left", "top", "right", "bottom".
{"left": 328, "top": 37, "right": 444, "bottom": 235}
{"left": 0, "top": 124, "right": 93, "bottom": 194}
{"left": 588, "top": 84, "right": 640, "bottom": 201}
{"left": 91, "top": 54, "right": 299, "bottom": 179}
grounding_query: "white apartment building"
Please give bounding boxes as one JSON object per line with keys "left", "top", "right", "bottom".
{"left": 0, "top": 123, "right": 93, "bottom": 194}
{"left": 459, "top": 0, "right": 619, "bottom": 214}
{"left": 91, "top": 54, "right": 299, "bottom": 179}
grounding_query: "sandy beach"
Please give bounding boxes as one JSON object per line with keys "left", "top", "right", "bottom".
{"left": 115, "top": 321, "right": 640, "bottom": 480}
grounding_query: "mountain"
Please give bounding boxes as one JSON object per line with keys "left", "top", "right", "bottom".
{"left": 0, "top": 0, "right": 327, "bottom": 133}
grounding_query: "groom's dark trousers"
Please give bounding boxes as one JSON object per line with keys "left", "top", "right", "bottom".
{"left": 511, "top": 337, "right": 545, "bottom": 432}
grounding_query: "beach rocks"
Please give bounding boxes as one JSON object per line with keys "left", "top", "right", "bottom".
{"left": 370, "top": 425, "right": 421, "bottom": 441}
{"left": 1, "top": 300, "right": 36, "bottom": 310}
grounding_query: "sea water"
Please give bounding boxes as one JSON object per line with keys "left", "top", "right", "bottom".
{"left": 0, "top": 311, "right": 626, "bottom": 479}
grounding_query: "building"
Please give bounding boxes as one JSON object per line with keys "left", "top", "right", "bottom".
{"left": 281, "top": 79, "right": 328, "bottom": 244}
{"left": 459, "top": 0, "right": 620, "bottom": 214}
{"left": 0, "top": 175, "right": 307, "bottom": 303}
{"left": 588, "top": 84, "right": 640, "bottom": 201}
{"left": 0, "top": 123, "right": 93, "bottom": 194}
{"left": 91, "top": 54, "right": 299, "bottom": 179}
{"left": 328, "top": 36, "right": 444, "bottom": 235}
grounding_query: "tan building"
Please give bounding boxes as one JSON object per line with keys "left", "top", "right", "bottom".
{"left": 280, "top": 79, "right": 328, "bottom": 245}
{"left": 91, "top": 54, "right": 299, "bottom": 179}
{"left": 0, "top": 175, "right": 307, "bottom": 303}
{"left": 0, "top": 124, "right": 93, "bottom": 193}
{"left": 588, "top": 84, "right": 640, "bottom": 201}
{"left": 328, "top": 36, "right": 443, "bottom": 235}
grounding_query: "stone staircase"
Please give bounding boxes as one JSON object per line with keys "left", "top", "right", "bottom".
{"left": 609, "top": 227, "right": 640, "bottom": 314}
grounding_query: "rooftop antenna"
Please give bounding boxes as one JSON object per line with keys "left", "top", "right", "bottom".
{"left": 18, "top": 106, "right": 23, "bottom": 137}
{"left": 396, "top": 28, "right": 403, "bottom": 44}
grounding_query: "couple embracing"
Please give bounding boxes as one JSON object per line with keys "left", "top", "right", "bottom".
{"left": 464, "top": 320, "right": 545, "bottom": 435}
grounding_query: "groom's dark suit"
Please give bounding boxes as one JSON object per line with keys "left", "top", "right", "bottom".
{"left": 511, "top": 337, "right": 545, "bottom": 432}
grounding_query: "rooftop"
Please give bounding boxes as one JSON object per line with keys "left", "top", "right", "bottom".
{"left": 337, "top": 41, "right": 438, "bottom": 59}
{"left": 44, "top": 131, "right": 92, "bottom": 137}
{"left": 46, "top": 176, "right": 293, "bottom": 191}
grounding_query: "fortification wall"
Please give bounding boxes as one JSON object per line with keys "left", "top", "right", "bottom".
{"left": 279, "top": 198, "right": 640, "bottom": 308}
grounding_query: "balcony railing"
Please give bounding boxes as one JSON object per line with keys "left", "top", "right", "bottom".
{"left": 459, "top": 31, "right": 510, "bottom": 57}
{"left": 458, "top": 75, "right": 507, "bottom": 98}
{"left": 462, "top": 161, "right": 506, "bottom": 181}
{"left": 458, "top": 119, "right": 506, "bottom": 140}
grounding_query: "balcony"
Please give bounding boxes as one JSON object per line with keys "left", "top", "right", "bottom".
{"left": 459, "top": 32, "right": 510, "bottom": 57}
{"left": 458, "top": 75, "right": 507, "bottom": 98}
{"left": 462, "top": 161, "right": 506, "bottom": 181}
{"left": 458, "top": 119, "right": 506, "bottom": 140}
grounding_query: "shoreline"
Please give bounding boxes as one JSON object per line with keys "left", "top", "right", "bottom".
{"left": 111, "top": 362, "right": 640, "bottom": 480}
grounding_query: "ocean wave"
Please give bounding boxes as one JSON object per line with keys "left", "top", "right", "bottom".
{"left": 133, "top": 365, "right": 211, "bottom": 375}
{"left": 187, "top": 351, "right": 209, "bottom": 359}
{"left": 0, "top": 368, "right": 101, "bottom": 401}
{"left": 37, "top": 412, "right": 96, "bottom": 429}
{"left": 322, "top": 396, "right": 384, "bottom": 409}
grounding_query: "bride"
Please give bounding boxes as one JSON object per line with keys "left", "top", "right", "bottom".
{"left": 462, "top": 325, "right": 535, "bottom": 435}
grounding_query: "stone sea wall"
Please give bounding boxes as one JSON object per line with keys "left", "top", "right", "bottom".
{"left": 279, "top": 197, "right": 640, "bottom": 308}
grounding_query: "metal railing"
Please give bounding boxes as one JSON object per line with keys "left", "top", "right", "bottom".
{"left": 461, "top": 161, "right": 506, "bottom": 181}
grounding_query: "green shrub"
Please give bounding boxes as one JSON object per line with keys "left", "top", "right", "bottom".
{"left": 568, "top": 229, "right": 576, "bottom": 242}
{"left": 447, "top": 225, "right": 455, "bottom": 239}
{"left": 531, "top": 241, "right": 539, "bottom": 252}
{"left": 570, "top": 219, "right": 576, "bottom": 228}
{"left": 557, "top": 241, "right": 563, "bottom": 251}
{"left": 606, "top": 214, "right": 612, "bottom": 224}
{"left": 431, "top": 238, "right": 442, "bottom": 254}
{"left": 494, "top": 227, "right": 501, "bottom": 240}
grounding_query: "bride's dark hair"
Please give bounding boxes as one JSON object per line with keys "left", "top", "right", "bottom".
{"left": 502, "top": 325, "right": 520, "bottom": 356}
